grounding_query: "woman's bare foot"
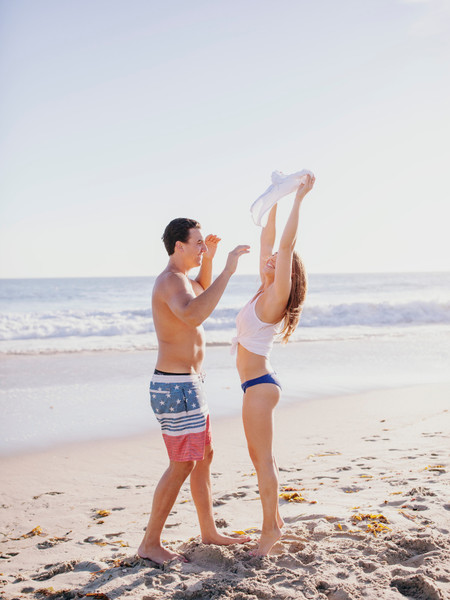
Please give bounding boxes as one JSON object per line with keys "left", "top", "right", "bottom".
{"left": 201, "top": 531, "right": 251, "bottom": 545}
{"left": 137, "top": 543, "right": 188, "bottom": 565}
{"left": 249, "top": 526, "right": 282, "bottom": 556}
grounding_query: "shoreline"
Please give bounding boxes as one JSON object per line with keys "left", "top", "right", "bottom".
{"left": 1, "top": 378, "right": 449, "bottom": 461}
{"left": 2, "top": 336, "right": 450, "bottom": 458}
{"left": 1, "top": 382, "right": 449, "bottom": 598}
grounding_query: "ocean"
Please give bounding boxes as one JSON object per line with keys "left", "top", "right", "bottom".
{"left": 1, "top": 272, "right": 450, "bottom": 354}
{"left": 1, "top": 272, "right": 449, "bottom": 455}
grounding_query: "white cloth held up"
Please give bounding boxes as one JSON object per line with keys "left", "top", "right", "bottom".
{"left": 250, "top": 169, "right": 314, "bottom": 227}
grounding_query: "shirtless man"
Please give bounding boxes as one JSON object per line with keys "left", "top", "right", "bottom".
{"left": 138, "top": 218, "right": 250, "bottom": 564}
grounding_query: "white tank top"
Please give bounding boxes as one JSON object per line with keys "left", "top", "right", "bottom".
{"left": 231, "top": 294, "right": 281, "bottom": 358}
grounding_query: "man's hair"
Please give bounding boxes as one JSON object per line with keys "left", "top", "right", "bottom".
{"left": 162, "top": 218, "right": 201, "bottom": 255}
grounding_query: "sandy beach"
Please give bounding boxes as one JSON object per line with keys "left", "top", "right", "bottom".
{"left": 1, "top": 346, "right": 449, "bottom": 600}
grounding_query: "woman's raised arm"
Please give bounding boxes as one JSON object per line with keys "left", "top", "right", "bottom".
{"left": 259, "top": 204, "right": 277, "bottom": 281}
{"left": 273, "top": 175, "right": 315, "bottom": 301}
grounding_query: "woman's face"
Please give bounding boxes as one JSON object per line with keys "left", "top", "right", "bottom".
{"left": 264, "top": 252, "right": 277, "bottom": 275}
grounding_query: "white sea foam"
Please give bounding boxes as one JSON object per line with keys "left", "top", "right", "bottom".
{"left": 0, "top": 308, "right": 153, "bottom": 341}
{"left": 1, "top": 273, "right": 449, "bottom": 354}
{"left": 1, "top": 300, "right": 449, "bottom": 344}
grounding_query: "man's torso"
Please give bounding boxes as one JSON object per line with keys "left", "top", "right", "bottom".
{"left": 152, "top": 271, "right": 205, "bottom": 373}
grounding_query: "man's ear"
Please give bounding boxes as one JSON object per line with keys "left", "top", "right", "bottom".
{"left": 175, "top": 241, "right": 183, "bottom": 252}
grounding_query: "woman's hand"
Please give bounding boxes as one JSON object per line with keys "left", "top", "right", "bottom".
{"left": 295, "top": 174, "right": 315, "bottom": 201}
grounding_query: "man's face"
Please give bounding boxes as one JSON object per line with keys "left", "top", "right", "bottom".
{"left": 181, "top": 228, "right": 208, "bottom": 267}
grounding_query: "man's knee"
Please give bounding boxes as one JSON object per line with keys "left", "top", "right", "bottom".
{"left": 204, "top": 445, "right": 214, "bottom": 463}
{"left": 170, "top": 460, "right": 196, "bottom": 478}
{"left": 197, "top": 445, "right": 214, "bottom": 467}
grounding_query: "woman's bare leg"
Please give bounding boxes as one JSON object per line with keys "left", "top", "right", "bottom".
{"left": 273, "top": 457, "right": 284, "bottom": 528}
{"left": 242, "top": 383, "right": 281, "bottom": 556}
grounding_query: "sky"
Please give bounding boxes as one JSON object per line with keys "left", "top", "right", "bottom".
{"left": 1, "top": 0, "right": 449, "bottom": 278}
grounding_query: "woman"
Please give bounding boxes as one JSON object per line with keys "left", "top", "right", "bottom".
{"left": 233, "top": 173, "right": 315, "bottom": 556}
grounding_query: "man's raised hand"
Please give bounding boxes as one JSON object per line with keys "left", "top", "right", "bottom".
{"left": 224, "top": 245, "right": 251, "bottom": 275}
{"left": 204, "top": 234, "right": 221, "bottom": 260}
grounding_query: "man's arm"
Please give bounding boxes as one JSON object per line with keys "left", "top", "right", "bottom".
{"left": 195, "top": 234, "right": 221, "bottom": 291}
{"left": 167, "top": 245, "right": 250, "bottom": 327}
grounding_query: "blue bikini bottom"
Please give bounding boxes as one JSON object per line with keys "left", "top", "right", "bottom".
{"left": 241, "top": 373, "right": 282, "bottom": 393}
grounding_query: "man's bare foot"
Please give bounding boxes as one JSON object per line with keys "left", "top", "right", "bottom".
{"left": 202, "top": 531, "right": 251, "bottom": 545}
{"left": 137, "top": 543, "right": 188, "bottom": 565}
{"left": 249, "top": 526, "right": 282, "bottom": 556}
{"left": 277, "top": 514, "right": 284, "bottom": 528}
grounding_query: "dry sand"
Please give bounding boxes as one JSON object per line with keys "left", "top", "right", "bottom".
{"left": 1, "top": 381, "right": 449, "bottom": 600}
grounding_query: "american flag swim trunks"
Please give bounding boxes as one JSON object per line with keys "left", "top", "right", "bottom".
{"left": 150, "top": 372, "right": 212, "bottom": 462}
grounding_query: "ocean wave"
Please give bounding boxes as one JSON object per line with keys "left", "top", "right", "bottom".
{"left": 1, "top": 301, "right": 450, "bottom": 342}
{"left": 0, "top": 308, "right": 153, "bottom": 341}
{"left": 301, "top": 300, "right": 450, "bottom": 327}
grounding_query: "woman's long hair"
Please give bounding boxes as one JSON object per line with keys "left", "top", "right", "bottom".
{"left": 279, "top": 251, "right": 307, "bottom": 343}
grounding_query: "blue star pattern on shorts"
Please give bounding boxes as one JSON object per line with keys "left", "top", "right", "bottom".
{"left": 149, "top": 379, "right": 205, "bottom": 415}
{"left": 149, "top": 375, "right": 209, "bottom": 438}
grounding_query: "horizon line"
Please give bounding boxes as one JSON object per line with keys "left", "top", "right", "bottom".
{"left": 1, "top": 269, "right": 450, "bottom": 281}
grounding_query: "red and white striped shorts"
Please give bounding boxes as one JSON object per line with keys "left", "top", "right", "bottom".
{"left": 150, "top": 372, "right": 212, "bottom": 462}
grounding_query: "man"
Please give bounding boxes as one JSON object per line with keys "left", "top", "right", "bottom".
{"left": 138, "top": 218, "right": 250, "bottom": 564}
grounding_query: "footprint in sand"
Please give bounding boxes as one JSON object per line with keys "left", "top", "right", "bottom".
{"left": 217, "top": 491, "right": 247, "bottom": 501}
{"left": 427, "top": 466, "right": 447, "bottom": 474}
{"left": 423, "top": 432, "right": 447, "bottom": 441}
{"left": 32, "top": 560, "right": 78, "bottom": 581}
{"left": 32, "top": 491, "right": 64, "bottom": 500}
{"left": 74, "top": 560, "right": 105, "bottom": 573}
{"left": 36, "top": 536, "right": 71, "bottom": 549}
{"left": 382, "top": 499, "right": 405, "bottom": 507}
{"left": 214, "top": 518, "right": 228, "bottom": 528}
{"left": 287, "top": 540, "right": 306, "bottom": 553}
{"left": 358, "top": 559, "right": 377, "bottom": 573}
{"left": 390, "top": 573, "right": 443, "bottom": 600}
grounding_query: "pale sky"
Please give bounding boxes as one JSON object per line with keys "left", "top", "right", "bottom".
{"left": 1, "top": 0, "right": 449, "bottom": 278}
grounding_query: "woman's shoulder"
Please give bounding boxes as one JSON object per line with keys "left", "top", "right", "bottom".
{"left": 255, "top": 285, "right": 285, "bottom": 323}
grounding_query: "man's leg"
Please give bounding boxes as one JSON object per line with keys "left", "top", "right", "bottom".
{"left": 189, "top": 444, "right": 251, "bottom": 545}
{"left": 138, "top": 460, "right": 194, "bottom": 564}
